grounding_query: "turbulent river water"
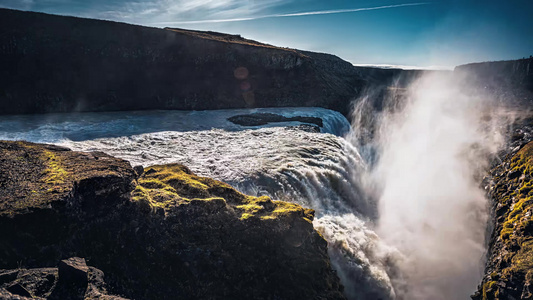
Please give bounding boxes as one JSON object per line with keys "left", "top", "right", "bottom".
{"left": 0, "top": 107, "right": 397, "bottom": 299}
{"left": 0, "top": 74, "right": 507, "bottom": 300}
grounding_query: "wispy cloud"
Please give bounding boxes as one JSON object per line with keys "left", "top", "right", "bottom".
{"left": 89, "top": 0, "right": 285, "bottom": 25}
{"left": 0, "top": 0, "right": 34, "bottom": 10}
{"left": 153, "top": 2, "right": 429, "bottom": 25}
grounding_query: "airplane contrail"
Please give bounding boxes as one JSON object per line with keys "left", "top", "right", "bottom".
{"left": 154, "top": 2, "right": 429, "bottom": 25}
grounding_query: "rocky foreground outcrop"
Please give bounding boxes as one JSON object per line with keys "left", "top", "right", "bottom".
{"left": 1, "top": 257, "right": 126, "bottom": 299}
{"left": 473, "top": 135, "right": 533, "bottom": 299}
{"left": 0, "top": 141, "right": 345, "bottom": 299}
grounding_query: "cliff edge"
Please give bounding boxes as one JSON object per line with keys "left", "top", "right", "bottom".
{"left": 0, "top": 8, "right": 365, "bottom": 117}
{"left": 473, "top": 138, "right": 533, "bottom": 300}
{"left": 455, "top": 58, "right": 533, "bottom": 108}
{"left": 0, "top": 140, "right": 345, "bottom": 299}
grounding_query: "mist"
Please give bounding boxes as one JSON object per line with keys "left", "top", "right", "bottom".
{"left": 352, "top": 70, "right": 508, "bottom": 299}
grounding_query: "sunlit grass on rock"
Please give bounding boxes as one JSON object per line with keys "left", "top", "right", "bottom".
{"left": 476, "top": 141, "right": 533, "bottom": 300}
{"left": 133, "top": 163, "right": 315, "bottom": 223}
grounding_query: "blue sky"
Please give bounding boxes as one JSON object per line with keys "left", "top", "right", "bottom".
{"left": 1, "top": 0, "right": 531, "bottom": 68}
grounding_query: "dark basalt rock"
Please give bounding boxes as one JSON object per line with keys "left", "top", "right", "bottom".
{"left": 133, "top": 165, "right": 144, "bottom": 178}
{"left": 456, "top": 58, "right": 533, "bottom": 93}
{"left": 228, "top": 112, "right": 323, "bottom": 127}
{"left": 6, "top": 283, "right": 32, "bottom": 298}
{"left": 49, "top": 257, "right": 89, "bottom": 300}
{"left": 0, "top": 140, "right": 345, "bottom": 300}
{"left": 0, "top": 258, "right": 126, "bottom": 299}
{"left": 0, "top": 8, "right": 366, "bottom": 117}
{"left": 455, "top": 58, "right": 533, "bottom": 108}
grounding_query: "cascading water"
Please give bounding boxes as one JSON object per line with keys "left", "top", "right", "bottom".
{"left": 350, "top": 71, "right": 510, "bottom": 300}
{"left": 0, "top": 71, "right": 511, "bottom": 299}
{"left": 0, "top": 107, "right": 397, "bottom": 299}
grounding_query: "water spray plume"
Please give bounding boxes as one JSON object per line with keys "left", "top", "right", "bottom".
{"left": 352, "top": 70, "right": 509, "bottom": 299}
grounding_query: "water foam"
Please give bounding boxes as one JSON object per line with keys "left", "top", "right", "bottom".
{"left": 0, "top": 107, "right": 394, "bottom": 299}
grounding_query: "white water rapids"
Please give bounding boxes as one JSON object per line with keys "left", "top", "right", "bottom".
{"left": 0, "top": 72, "right": 508, "bottom": 299}
{"left": 0, "top": 107, "right": 396, "bottom": 299}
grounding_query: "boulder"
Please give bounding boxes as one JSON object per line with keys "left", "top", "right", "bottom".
{"left": 49, "top": 257, "right": 89, "bottom": 300}
{"left": 227, "top": 112, "right": 323, "bottom": 127}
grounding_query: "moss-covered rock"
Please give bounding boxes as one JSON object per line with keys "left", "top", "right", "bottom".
{"left": 134, "top": 163, "right": 316, "bottom": 222}
{"left": 0, "top": 141, "right": 345, "bottom": 300}
{"left": 0, "top": 141, "right": 135, "bottom": 217}
{"left": 473, "top": 141, "right": 533, "bottom": 300}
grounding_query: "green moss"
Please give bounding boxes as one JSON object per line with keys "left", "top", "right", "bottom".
{"left": 131, "top": 185, "right": 153, "bottom": 213}
{"left": 139, "top": 178, "right": 167, "bottom": 190}
{"left": 132, "top": 185, "right": 152, "bottom": 202}
{"left": 132, "top": 164, "right": 240, "bottom": 213}
{"left": 482, "top": 280, "right": 499, "bottom": 300}
{"left": 511, "top": 240, "right": 533, "bottom": 273}
{"left": 490, "top": 272, "right": 500, "bottom": 280}
{"left": 41, "top": 150, "right": 68, "bottom": 186}
{"left": 490, "top": 142, "right": 533, "bottom": 297}
{"left": 1, "top": 140, "right": 138, "bottom": 218}
{"left": 260, "top": 201, "right": 310, "bottom": 220}
{"left": 234, "top": 194, "right": 313, "bottom": 221}
{"left": 240, "top": 213, "right": 254, "bottom": 220}
{"left": 132, "top": 178, "right": 179, "bottom": 212}
{"left": 498, "top": 144, "right": 533, "bottom": 241}
{"left": 133, "top": 164, "right": 315, "bottom": 222}
{"left": 236, "top": 203, "right": 264, "bottom": 215}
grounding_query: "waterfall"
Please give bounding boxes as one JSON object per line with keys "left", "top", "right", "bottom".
{"left": 350, "top": 71, "right": 509, "bottom": 300}
{"left": 0, "top": 86, "right": 511, "bottom": 299}
{"left": 0, "top": 107, "right": 397, "bottom": 299}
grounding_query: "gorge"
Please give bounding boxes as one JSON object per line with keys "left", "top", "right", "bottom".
{"left": 0, "top": 7, "right": 533, "bottom": 300}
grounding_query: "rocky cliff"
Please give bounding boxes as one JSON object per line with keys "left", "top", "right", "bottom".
{"left": 455, "top": 58, "right": 533, "bottom": 108}
{"left": 0, "top": 8, "right": 368, "bottom": 117}
{"left": 0, "top": 140, "right": 345, "bottom": 300}
{"left": 472, "top": 119, "right": 533, "bottom": 300}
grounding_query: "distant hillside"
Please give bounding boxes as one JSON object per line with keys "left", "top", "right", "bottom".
{"left": 0, "top": 8, "right": 369, "bottom": 116}
{"left": 456, "top": 57, "right": 533, "bottom": 89}
{"left": 455, "top": 57, "right": 533, "bottom": 107}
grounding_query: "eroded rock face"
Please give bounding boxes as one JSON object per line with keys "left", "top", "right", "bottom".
{"left": 0, "top": 141, "right": 345, "bottom": 300}
{"left": 455, "top": 58, "right": 533, "bottom": 92}
{"left": 0, "top": 8, "right": 365, "bottom": 117}
{"left": 473, "top": 141, "right": 533, "bottom": 300}
{"left": 455, "top": 58, "right": 533, "bottom": 108}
